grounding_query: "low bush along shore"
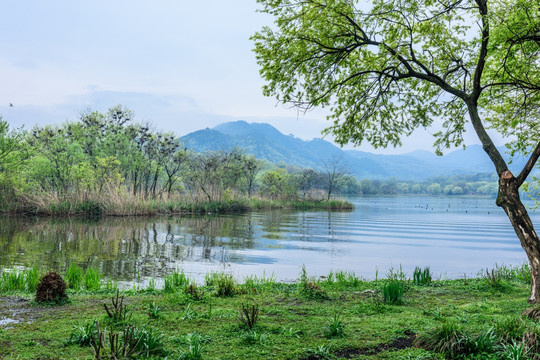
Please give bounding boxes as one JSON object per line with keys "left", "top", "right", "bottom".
{"left": 4, "top": 197, "right": 353, "bottom": 217}
{"left": 0, "top": 264, "right": 537, "bottom": 359}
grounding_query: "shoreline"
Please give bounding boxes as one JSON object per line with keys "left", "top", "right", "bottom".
{"left": 0, "top": 198, "right": 354, "bottom": 217}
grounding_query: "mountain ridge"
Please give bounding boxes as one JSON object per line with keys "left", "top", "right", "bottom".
{"left": 180, "top": 120, "right": 527, "bottom": 180}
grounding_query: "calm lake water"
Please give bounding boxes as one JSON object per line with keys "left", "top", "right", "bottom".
{"left": 1, "top": 196, "right": 538, "bottom": 287}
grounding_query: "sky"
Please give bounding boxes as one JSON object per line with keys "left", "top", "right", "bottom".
{"left": 0, "top": 0, "right": 501, "bottom": 154}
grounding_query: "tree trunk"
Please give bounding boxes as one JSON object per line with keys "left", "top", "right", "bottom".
{"left": 497, "top": 170, "right": 540, "bottom": 303}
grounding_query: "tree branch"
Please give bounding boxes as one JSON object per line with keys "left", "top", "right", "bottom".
{"left": 516, "top": 141, "right": 540, "bottom": 187}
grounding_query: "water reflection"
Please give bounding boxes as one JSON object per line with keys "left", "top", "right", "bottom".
{"left": 0, "top": 196, "right": 537, "bottom": 284}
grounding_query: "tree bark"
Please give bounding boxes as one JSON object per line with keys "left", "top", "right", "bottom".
{"left": 497, "top": 170, "right": 540, "bottom": 303}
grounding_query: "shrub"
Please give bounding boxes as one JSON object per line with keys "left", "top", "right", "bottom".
{"left": 238, "top": 303, "right": 260, "bottom": 330}
{"left": 35, "top": 271, "right": 67, "bottom": 303}
{"left": 103, "top": 289, "right": 130, "bottom": 323}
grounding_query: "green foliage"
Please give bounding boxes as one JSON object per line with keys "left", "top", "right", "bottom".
{"left": 164, "top": 270, "right": 190, "bottom": 293}
{"left": 323, "top": 314, "right": 345, "bottom": 338}
{"left": 83, "top": 267, "right": 102, "bottom": 291}
{"left": 413, "top": 267, "right": 432, "bottom": 286}
{"left": 298, "top": 266, "right": 329, "bottom": 300}
{"left": 147, "top": 302, "right": 163, "bottom": 319}
{"left": 242, "top": 330, "right": 269, "bottom": 345}
{"left": 206, "top": 273, "right": 237, "bottom": 297}
{"left": 415, "top": 322, "right": 467, "bottom": 357}
{"left": 0, "top": 270, "right": 25, "bottom": 291}
{"left": 67, "top": 321, "right": 97, "bottom": 347}
{"left": 65, "top": 264, "right": 83, "bottom": 290}
{"left": 382, "top": 279, "right": 405, "bottom": 304}
{"left": 303, "top": 345, "right": 334, "bottom": 360}
{"left": 494, "top": 317, "right": 527, "bottom": 344}
{"left": 177, "top": 333, "right": 205, "bottom": 360}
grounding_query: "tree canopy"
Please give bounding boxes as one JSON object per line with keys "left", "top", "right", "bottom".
{"left": 253, "top": 0, "right": 539, "bottom": 165}
{"left": 253, "top": 0, "right": 540, "bottom": 302}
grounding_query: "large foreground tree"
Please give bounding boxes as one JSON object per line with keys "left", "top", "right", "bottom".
{"left": 253, "top": 0, "right": 540, "bottom": 301}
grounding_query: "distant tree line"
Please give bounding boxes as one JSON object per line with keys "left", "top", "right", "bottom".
{"left": 0, "top": 106, "right": 505, "bottom": 213}
{"left": 0, "top": 107, "right": 351, "bottom": 212}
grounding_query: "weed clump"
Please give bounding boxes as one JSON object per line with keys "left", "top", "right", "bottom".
{"left": 413, "top": 266, "right": 432, "bottom": 286}
{"left": 238, "top": 303, "right": 260, "bottom": 330}
{"left": 35, "top": 271, "right": 67, "bottom": 303}
{"left": 298, "top": 266, "right": 329, "bottom": 300}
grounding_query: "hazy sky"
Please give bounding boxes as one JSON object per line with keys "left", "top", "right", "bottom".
{"left": 0, "top": 1, "right": 500, "bottom": 154}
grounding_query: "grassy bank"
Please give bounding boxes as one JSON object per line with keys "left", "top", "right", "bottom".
{"left": 4, "top": 197, "right": 353, "bottom": 217}
{"left": 0, "top": 265, "right": 538, "bottom": 359}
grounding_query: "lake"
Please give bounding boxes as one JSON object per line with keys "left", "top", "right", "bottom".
{"left": 0, "top": 195, "right": 537, "bottom": 287}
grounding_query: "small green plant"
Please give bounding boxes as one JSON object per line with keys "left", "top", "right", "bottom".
{"left": 484, "top": 267, "right": 505, "bottom": 289}
{"left": 238, "top": 303, "right": 260, "bottom": 330}
{"left": 67, "top": 321, "right": 97, "bottom": 347}
{"left": 413, "top": 266, "right": 432, "bottom": 286}
{"left": 495, "top": 317, "right": 526, "bottom": 343}
{"left": 324, "top": 314, "right": 345, "bottom": 338}
{"left": 242, "top": 330, "right": 269, "bottom": 345}
{"left": 382, "top": 279, "right": 405, "bottom": 304}
{"left": 133, "top": 326, "right": 166, "bottom": 357}
{"left": 164, "top": 270, "right": 190, "bottom": 293}
{"left": 298, "top": 266, "right": 328, "bottom": 300}
{"left": 83, "top": 267, "right": 102, "bottom": 291}
{"left": 103, "top": 289, "right": 130, "bottom": 323}
{"left": 184, "top": 283, "right": 205, "bottom": 300}
{"left": 334, "top": 271, "right": 361, "bottom": 287}
{"left": 147, "top": 302, "right": 163, "bottom": 319}
{"left": 280, "top": 326, "right": 303, "bottom": 338}
{"left": 182, "top": 303, "right": 199, "bottom": 320}
{"left": 460, "top": 327, "right": 499, "bottom": 355}
{"left": 501, "top": 341, "right": 530, "bottom": 360}
{"left": 303, "top": 345, "right": 334, "bottom": 359}
{"left": 414, "top": 321, "right": 467, "bottom": 357}
{"left": 65, "top": 264, "right": 83, "bottom": 290}
{"left": 146, "top": 278, "right": 156, "bottom": 292}
{"left": 212, "top": 273, "right": 236, "bottom": 297}
{"left": 177, "top": 333, "right": 206, "bottom": 360}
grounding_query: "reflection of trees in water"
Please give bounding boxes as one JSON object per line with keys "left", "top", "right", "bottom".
{"left": 257, "top": 211, "right": 336, "bottom": 244}
{"left": 0, "top": 215, "right": 256, "bottom": 281}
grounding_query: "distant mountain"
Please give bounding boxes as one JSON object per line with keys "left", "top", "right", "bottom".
{"left": 180, "top": 120, "right": 530, "bottom": 180}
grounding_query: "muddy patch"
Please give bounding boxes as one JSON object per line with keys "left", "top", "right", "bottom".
{"left": 334, "top": 331, "right": 416, "bottom": 358}
{"left": 0, "top": 296, "right": 68, "bottom": 327}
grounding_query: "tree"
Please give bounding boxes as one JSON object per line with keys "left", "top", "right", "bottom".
{"left": 322, "top": 156, "right": 351, "bottom": 200}
{"left": 254, "top": 0, "right": 540, "bottom": 301}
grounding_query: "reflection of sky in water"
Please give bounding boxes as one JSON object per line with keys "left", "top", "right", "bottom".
{"left": 0, "top": 196, "right": 538, "bottom": 285}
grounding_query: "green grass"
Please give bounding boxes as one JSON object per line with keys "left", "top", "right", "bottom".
{"left": 1, "top": 266, "right": 538, "bottom": 359}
